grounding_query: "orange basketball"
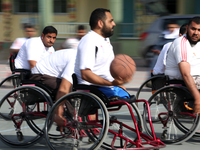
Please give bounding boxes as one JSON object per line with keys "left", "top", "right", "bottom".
{"left": 110, "top": 54, "right": 136, "bottom": 80}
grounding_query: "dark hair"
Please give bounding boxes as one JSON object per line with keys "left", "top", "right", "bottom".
{"left": 42, "top": 26, "right": 57, "bottom": 35}
{"left": 23, "top": 23, "right": 34, "bottom": 29}
{"left": 89, "top": 8, "right": 110, "bottom": 30}
{"left": 188, "top": 16, "right": 200, "bottom": 25}
{"left": 179, "top": 23, "right": 187, "bottom": 35}
{"left": 78, "top": 25, "right": 85, "bottom": 30}
{"left": 167, "top": 20, "right": 177, "bottom": 25}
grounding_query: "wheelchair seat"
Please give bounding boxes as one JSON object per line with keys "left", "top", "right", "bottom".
{"left": 21, "top": 79, "right": 56, "bottom": 101}
{"left": 44, "top": 74, "right": 166, "bottom": 150}
{"left": 72, "top": 73, "right": 136, "bottom": 107}
{"left": 151, "top": 74, "right": 186, "bottom": 93}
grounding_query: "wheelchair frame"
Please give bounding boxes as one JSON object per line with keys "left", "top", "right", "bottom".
{"left": 0, "top": 53, "right": 57, "bottom": 147}
{"left": 44, "top": 74, "right": 166, "bottom": 150}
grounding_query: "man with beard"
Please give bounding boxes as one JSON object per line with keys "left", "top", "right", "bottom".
{"left": 165, "top": 16, "right": 200, "bottom": 114}
{"left": 15, "top": 26, "right": 57, "bottom": 70}
{"left": 74, "top": 8, "right": 132, "bottom": 99}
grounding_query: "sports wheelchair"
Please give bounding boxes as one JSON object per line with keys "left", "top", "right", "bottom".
{"left": 44, "top": 74, "right": 165, "bottom": 150}
{"left": 0, "top": 53, "right": 58, "bottom": 147}
{"left": 136, "top": 74, "right": 200, "bottom": 144}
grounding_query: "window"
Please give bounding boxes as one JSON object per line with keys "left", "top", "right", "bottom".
{"left": 14, "top": 0, "right": 38, "bottom": 13}
{"left": 0, "top": 0, "right": 2, "bottom": 12}
{"left": 13, "top": 0, "right": 68, "bottom": 14}
{"left": 54, "top": 0, "right": 67, "bottom": 13}
{"left": 166, "top": 0, "right": 177, "bottom": 14}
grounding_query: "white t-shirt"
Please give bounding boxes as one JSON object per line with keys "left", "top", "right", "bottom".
{"left": 153, "top": 42, "right": 172, "bottom": 75}
{"left": 15, "top": 37, "right": 55, "bottom": 70}
{"left": 163, "top": 28, "right": 179, "bottom": 39}
{"left": 61, "top": 38, "right": 80, "bottom": 50}
{"left": 31, "top": 49, "right": 76, "bottom": 84}
{"left": 10, "top": 37, "right": 28, "bottom": 50}
{"left": 74, "top": 30, "right": 114, "bottom": 86}
{"left": 165, "top": 35, "right": 200, "bottom": 79}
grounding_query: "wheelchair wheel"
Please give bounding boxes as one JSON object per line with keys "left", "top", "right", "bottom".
{"left": 0, "top": 86, "right": 53, "bottom": 147}
{"left": 143, "top": 86, "right": 200, "bottom": 144}
{"left": 45, "top": 91, "right": 109, "bottom": 150}
{"left": 0, "top": 74, "right": 21, "bottom": 119}
{"left": 98, "top": 103, "right": 143, "bottom": 149}
{"left": 136, "top": 75, "right": 166, "bottom": 108}
{"left": 136, "top": 76, "right": 153, "bottom": 100}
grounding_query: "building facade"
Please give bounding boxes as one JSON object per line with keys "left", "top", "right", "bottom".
{"left": 0, "top": 0, "right": 200, "bottom": 58}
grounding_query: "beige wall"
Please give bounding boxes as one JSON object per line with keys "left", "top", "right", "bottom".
{"left": 11, "top": 15, "right": 39, "bottom": 41}
{"left": 76, "top": 0, "right": 108, "bottom": 23}
{"left": 0, "top": 14, "right": 40, "bottom": 41}
{"left": 0, "top": 0, "right": 108, "bottom": 41}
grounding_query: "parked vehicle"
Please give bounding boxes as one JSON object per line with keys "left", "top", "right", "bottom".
{"left": 139, "top": 14, "right": 197, "bottom": 66}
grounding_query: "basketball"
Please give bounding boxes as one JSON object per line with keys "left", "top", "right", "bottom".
{"left": 110, "top": 54, "right": 136, "bottom": 80}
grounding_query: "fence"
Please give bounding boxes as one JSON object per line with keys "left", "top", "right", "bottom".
{"left": 51, "top": 22, "right": 152, "bottom": 39}
{"left": 51, "top": 23, "right": 90, "bottom": 38}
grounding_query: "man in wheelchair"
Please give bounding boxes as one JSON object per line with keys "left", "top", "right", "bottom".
{"left": 150, "top": 23, "right": 187, "bottom": 92}
{"left": 165, "top": 16, "right": 200, "bottom": 114}
{"left": 74, "top": 8, "right": 132, "bottom": 100}
{"left": 15, "top": 26, "right": 57, "bottom": 70}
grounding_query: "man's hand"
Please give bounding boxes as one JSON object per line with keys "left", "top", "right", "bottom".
{"left": 54, "top": 105, "right": 66, "bottom": 127}
{"left": 193, "top": 102, "right": 200, "bottom": 115}
{"left": 151, "top": 49, "right": 161, "bottom": 55}
{"left": 112, "top": 76, "right": 133, "bottom": 86}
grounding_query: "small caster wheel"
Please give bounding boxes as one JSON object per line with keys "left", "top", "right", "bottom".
{"left": 161, "top": 130, "right": 167, "bottom": 140}
{"left": 88, "top": 138, "right": 93, "bottom": 143}
{"left": 17, "top": 131, "right": 24, "bottom": 141}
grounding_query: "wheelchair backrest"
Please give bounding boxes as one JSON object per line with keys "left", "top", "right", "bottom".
{"left": 9, "top": 53, "right": 17, "bottom": 73}
{"left": 9, "top": 53, "right": 31, "bottom": 80}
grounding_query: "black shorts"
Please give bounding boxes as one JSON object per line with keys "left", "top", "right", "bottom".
{"left": 30, "top": 74, "right": 62, "bottom": 91}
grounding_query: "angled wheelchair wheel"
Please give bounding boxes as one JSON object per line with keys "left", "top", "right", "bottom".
{"left": 0, "top": 74, "right": 21, "bottom": 119}
{"left": 0, "top": 86, "right": 53, "bottom": 147}
{"left": 143, "top": 86, "right": 200, "bottom": 144}
{"left": 45, "top": 91, "right": 109, "bottom": 150}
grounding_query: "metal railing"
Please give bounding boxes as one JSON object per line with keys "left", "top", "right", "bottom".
{"left": 51, "top": 22, "right": 90, "bottom": 37}
{"left": 51, "top": 22, "right": 152, "bottom": 39}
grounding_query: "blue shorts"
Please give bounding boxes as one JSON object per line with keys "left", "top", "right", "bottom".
{"left": 97, "top": 86, "right": 130, "bottom": 99}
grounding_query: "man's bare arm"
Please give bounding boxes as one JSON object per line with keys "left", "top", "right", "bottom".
{"left": 55, "top": 78, "right": 72, "bottom": 127}
{"left": 10, "top": 49, "right": 20, "bottom": 53}
{"left": 28, "top": 60, "right": 37, "bottom": 69}
{"left": 81, "top": 69, "right": 132, "bottom": 86}
{"left": 56, "top": 78, "right": 72, "bottom": 101}
{"left": 179, "top": 62, "right": 200, "bottom": 114}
